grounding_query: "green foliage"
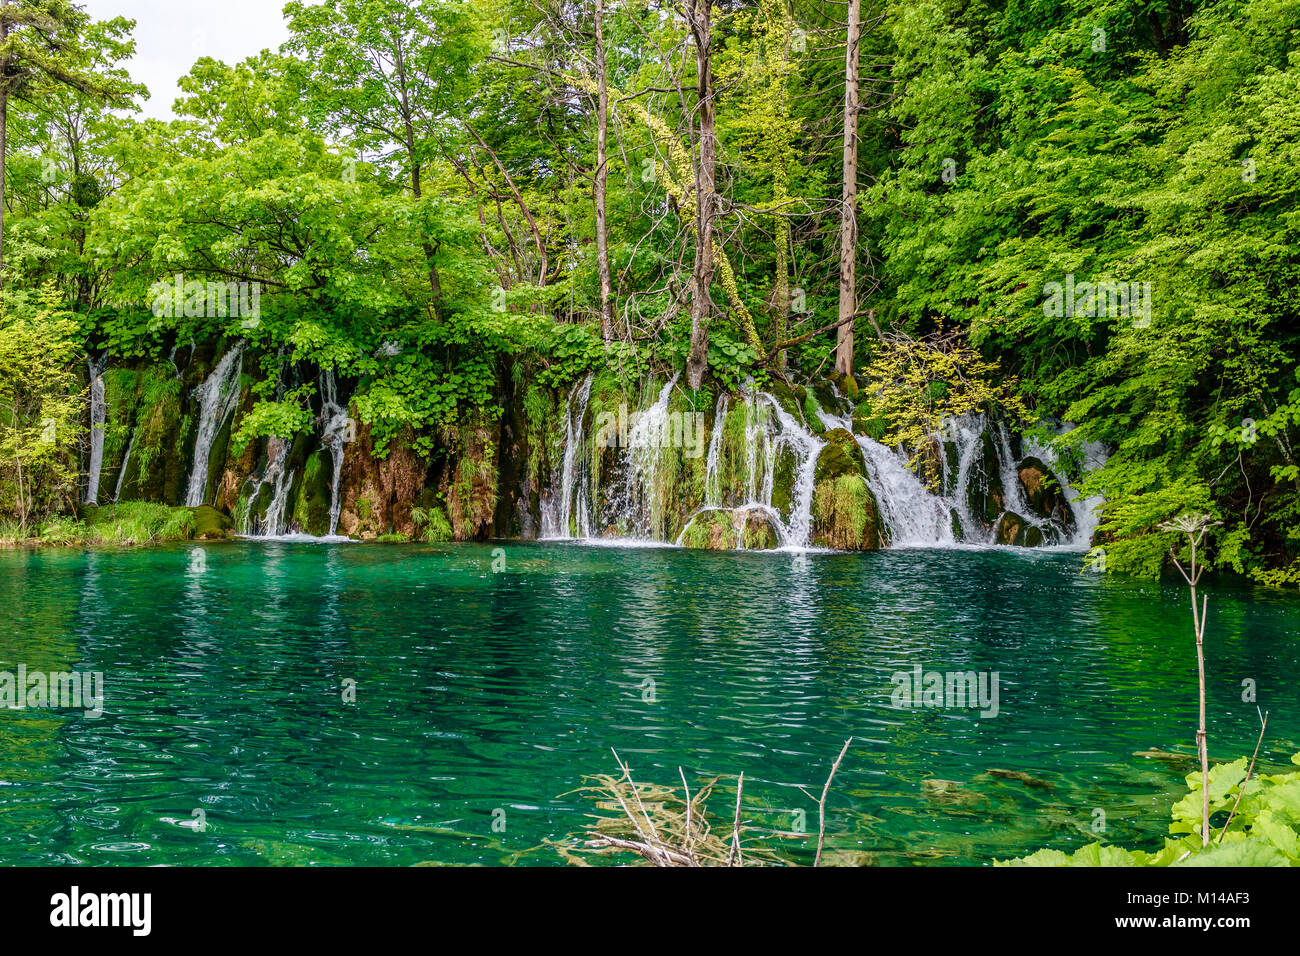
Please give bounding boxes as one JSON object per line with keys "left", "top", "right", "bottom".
{"left": 1000, "top": 752, "right": 1300, "bottom": 867}
{"left": 0, "top": 501, "right": 198, "bottom": 546}
{"left": 2, "top": 0, "right": 1299, "bottom": 584}
{"left": 0, "top": 289, "right": 85, "bottom": 526}
{"left": 410, "top": 504, "right": 453, "bottom": 543}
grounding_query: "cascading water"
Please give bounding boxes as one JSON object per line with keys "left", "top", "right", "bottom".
{"left": 1024, "top": 427, "right": 1109, "bottom": 548}
{"left": 539, "top": 373, "right": 1101, "bottom": 552}
{"left": 238, "top": 435, "right": 293, "bottom": 536}
{"left": 703, "top": 393, "right": 728, "bottom": 506}
{"left": 319, "top": 370, "right": 351, "bottom": 536}
{"left": 683, "top": 388, "right": 822, "bottom": 549}
{"left": 84, "top": 355, "right": 108, "bottom": 505}
{"left": 819, "top": 400, "right": 1097, "bottom": 549}
{"left": 757, "top": 393, "right": 824, "bottom": 549}
{"left": 542, "top": 374, "right": 594, "bottom": 539}
{"left": 858, "top": 436, "right": 958, "bottom": 546}
{"left": 612, "top": 374, "right": 680, "bottom": 538}
{"left": 183, "top": 345, "right": 244, "bottom": 507}
{"left": 113, "top": 426, "right": 136, "bottom": 503}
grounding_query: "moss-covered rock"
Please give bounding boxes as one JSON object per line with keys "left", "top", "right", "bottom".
{"left": 768, "top": 381, "right": 807, "bottom": 429}
{"left": 192, "top": 505, "right": 233, "bottom": 539}
{"left": 813, "top": 429, "right": 867, "bottom": 485}
{"left": 1017, "top": 456, "right": 1075, "bottom": 535}
{"left": 812, "top": 474, "right": 881, "bottom": 550}
{"left": 678, "top": 507, "right": 780, "bottom": 550}
{"left": 292, "top": 451, "right": 333, "bottom": 536}
{"left": 994, "top": 511, "right": 1044, "bottom": 547}
{"left": 964, "top": 430, "right": 1005, "bottom": 531}
{"left": 770, "top": 445, "right": 797, "bottom": 518}
{"left": 829, "top": 370, "right": 860, "bottom": 400}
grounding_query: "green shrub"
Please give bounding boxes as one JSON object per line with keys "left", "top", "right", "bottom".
{"left": 1000, "top": 752, "right": 1300, "bottom": 867}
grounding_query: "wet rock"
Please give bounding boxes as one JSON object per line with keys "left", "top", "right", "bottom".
{"left": 820, "top": 849, "right": 877, "bottom": 866}
{"left": 813, "top": 429, "right": 868, "bottom": 485}
{"left": 191, "top": 505, "right": 232, "bottom": 539}
{"left": 811, "top": 430, "right": 880, "bottom": 549}
{"left": 994, "top": 511, "right": 1044, "bottom": 547}
{"left": 921, "top": 778, "right": 982, "bottom": 807}
{"left": 1017, "top": 456, "right": 1075, "bottom": 535}
{"left": 964, "top": 431, "right": 1005, "bottom": 530}
{"left": 679, "top": 507, "right": 780, "bottom": 550}
{"left": 291, "top": 450, "right": 332, "bottom": 536}
{"left": 985, "top": 768, "right": 1055, "bottom": 791}
{"left": 812, "top": 474, "right": 881, "bottom": 550}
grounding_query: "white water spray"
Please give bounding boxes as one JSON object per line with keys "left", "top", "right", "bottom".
{"left": 184, "top": 345, "right": 244, "bottom": 507}
{"left": 84, "top": 355, "right": 108, "bottom": 505}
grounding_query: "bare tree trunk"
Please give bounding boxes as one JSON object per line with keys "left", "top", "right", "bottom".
{"left": 685, "top": 0, "right": 716, "bottom": 391}
{"left": 594, "top": 0, "right": 615, "bottom": 342}
{"left": 835, "top": 0, "right": 861, "bottom": 377}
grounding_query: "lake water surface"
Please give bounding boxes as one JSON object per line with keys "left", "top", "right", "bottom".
{"left": 1, "top": 541, "right": 1296, "bottom": 865}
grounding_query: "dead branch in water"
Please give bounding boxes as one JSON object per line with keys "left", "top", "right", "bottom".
{"left": 559, "top": 740, "right": 855, "bottom": 866}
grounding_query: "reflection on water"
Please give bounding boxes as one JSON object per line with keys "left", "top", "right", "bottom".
{"left": 0, "top": 541, "right": 1297, "bottom": 866}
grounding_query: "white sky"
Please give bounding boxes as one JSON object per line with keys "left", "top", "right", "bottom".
{"left": 81, "top": 0, "right": 294, "bottom": 120}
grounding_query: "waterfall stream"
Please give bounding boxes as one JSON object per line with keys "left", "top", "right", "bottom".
{"left": 184, "top": 345, "right": 244, "bottom": 507}
{"left": 84, "top": 355, "right": 108, "bottom": 505}
{"left": 703, "top": 393, "right": 728, "bottom": 506}
{"left": 536, "top": 375, "right": 1102, "bottom": 551}
{"left": 238, "top": 435, "right": 293, "bottom": 536}
{"left": 542, "top": 373, "right": 594, "bottom": 539}
{"left": 320, "top": 371, "right": 350, "bottom": 536}
{"left": 113, "top": 426, "right": 136, "bottom": 504}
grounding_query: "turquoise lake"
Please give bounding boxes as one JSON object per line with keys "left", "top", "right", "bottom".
{"left": 0, "top": 541, "right": 1296, "bottom": 865}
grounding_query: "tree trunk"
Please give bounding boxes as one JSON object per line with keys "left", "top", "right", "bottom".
{"left": 594, "top": 0, "right": 615, "bottom": 342}
{"left": 835, "top": 0, "right": 861, "bottom": 378}
{"left": 685, "top": 0, "right": 716, "bottom": 391}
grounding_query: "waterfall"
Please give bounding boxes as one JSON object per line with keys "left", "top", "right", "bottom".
{"left": 184, "top": 345, "right": 244, "bottom": 507}
{"left": 263, "top": 455, "right": 295, "bottom": 537}
{"left": 113, "top": 425, "right": 136, "bottom": 503}
{"left": 320, "top": 370, "right": 350, "bottom": 536}
{"left": 84, "top": 355, "right": 108, "bottom": 505}
{"left": 818, "top": 401, "right": 1100, "bottom": 549}
{"left": 1024, "top": 428, "right": 1109, "bottom": 548}
{"left": 684, "top": 389, "right": 822, "bottom": 549}
{"left": 858, "top": 437, "right": 957, "bottom": 546}
{"left": 741, "top": 392, "right": 775, "bottom": 505}
{"left": 941, "top": 416, "right": 988, "bottom": 542}
{"left": 534, "top": 374, "right": 1101, "bottom": 552}
{"left": 757, "top": 393, "right": 823, "bottom": 548}
{"left": 615, "top": 374, "right": 680, "bottom": 538}
{"left": 703, "top": 393, "right": 728, "bottom": 506}
{"left": 542, "top": 373, "right": 594, "bottom": 539}
{"left": 238, "top": 435, "right": 293, "bottom": 536}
